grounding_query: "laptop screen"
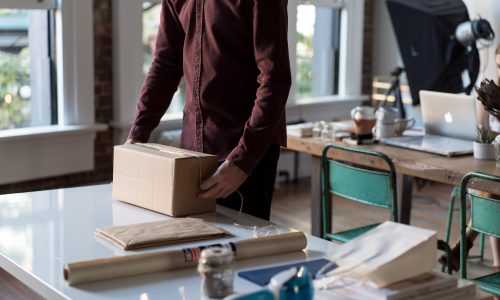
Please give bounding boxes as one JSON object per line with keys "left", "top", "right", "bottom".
{"left": 419, "top": 90, "right": 477, "bottom": 141}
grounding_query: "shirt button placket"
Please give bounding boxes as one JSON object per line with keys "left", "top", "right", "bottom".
{"left": 194, "top": 0, "right": 204, "bottom": 152}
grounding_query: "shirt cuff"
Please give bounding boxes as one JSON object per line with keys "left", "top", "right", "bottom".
{"left": 226, "top": 146, "right": 259, "bottom": 176}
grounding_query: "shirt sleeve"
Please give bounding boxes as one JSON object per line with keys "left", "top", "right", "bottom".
{"left": 128, "top": 0, "right": 185, "bottom": 142}
{"left": 226, "top": 0, "right": 291, "bottom": 174}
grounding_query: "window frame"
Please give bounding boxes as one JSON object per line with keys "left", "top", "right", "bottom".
{"left": 0, "top": 0, "right": 56, "bottom": 10}
{"left": 0, "top": 0, "right": 95, "bottom": 126}
{"left": 0, "top": 0, "right": 106, "bottom": 184}
{"left": 112, "top": 0, "right": 365, "bottom": 142}
{"left": 288, "top": 0, "right": 364, "bottom": 105}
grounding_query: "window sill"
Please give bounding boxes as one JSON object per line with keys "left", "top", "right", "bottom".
{"left": 0, "top": 124, "right": 108, "bottom": 185}
{"left": 111, "top": 95, "right": 369, "bottom": 143}
{"left": 155, "top": 94, "right": 369, "bottom": 125}
{"left": 0, "top": 124, "right": 108, "bottom": 142}
{"left": 287, "top": 94, "right": 369, "bottom": 122}
{"left": 292, "top": 94, "right": 369, "bottom": 107}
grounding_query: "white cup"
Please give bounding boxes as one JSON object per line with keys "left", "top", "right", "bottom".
{"left": 375, "top": 107, "right": 399, "bottom": 126}
{"left": 372, "top": 124, "right": 396, "bottom": 140}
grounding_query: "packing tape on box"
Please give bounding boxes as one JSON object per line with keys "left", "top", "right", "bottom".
{"left": 136, "top": 143, "right": 195, "bottom": 157}
{"left": 63, "top": 231, "right": 307, "bottom": 285}
{"left": 136, "top": 143, "right": 205, "bottom": 184}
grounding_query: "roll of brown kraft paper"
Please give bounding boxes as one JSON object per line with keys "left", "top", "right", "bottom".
{"left": 64, "top": 231, "right": 307, "bottom": 285}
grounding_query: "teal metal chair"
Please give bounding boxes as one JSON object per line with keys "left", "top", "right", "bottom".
{"left": 320, "top": 144, "right": 398, "bottom": 243}
{"left": 459, "top": 172, "right": 500, "bottom": 296}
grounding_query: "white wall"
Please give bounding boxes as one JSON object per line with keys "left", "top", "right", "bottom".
{"left": 372, "top": 0, "right": 402, "bottom": 78}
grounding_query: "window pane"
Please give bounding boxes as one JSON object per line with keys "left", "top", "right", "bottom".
{"left": 0, "top": 9, "right": 53, "bottom": 130}
{"left": 143, "top": 2, "right": 185, "bottom": 116}
{"left": 296, "top": 5, "right": 341, "bottom": 100}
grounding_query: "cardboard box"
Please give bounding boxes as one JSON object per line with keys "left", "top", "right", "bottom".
{"left": 112, "top": 143, "right": 218, "bottom": 217}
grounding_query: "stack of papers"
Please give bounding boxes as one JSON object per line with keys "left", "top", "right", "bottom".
{"left": 287, "top": 122, "right": 315, "bottom": 137}
{"left": 315, "top": 271, "right": 477, "bottom": 300}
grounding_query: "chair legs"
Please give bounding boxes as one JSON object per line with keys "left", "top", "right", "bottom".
{"left": 442, "top": 186, "right": 460, "bottom": 272}
{"left": 444, "top": 186, "right": 460, "bottom": 245}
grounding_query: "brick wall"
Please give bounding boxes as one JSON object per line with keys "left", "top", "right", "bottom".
{"left": 362, "top": 0, "right": 375, "bottom": 96}
{"left": 0, "top": 0, "right": 114, "bottom": 194}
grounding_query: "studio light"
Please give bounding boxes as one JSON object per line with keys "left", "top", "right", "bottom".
{"left": 386, "top": 0, "right": 495, "bottom": 106}
{"left": 455, "top": 18, "right": 495, "bottom": 48}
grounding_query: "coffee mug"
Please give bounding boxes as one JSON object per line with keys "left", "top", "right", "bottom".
{"left": 394, "top": 118, "right": 416, "bottom": 136}
{"left": 351, "top": 106, "right": 376, "bottom": 135}
{"left": 372, "top": 124, "right": 396, "bottom": 140}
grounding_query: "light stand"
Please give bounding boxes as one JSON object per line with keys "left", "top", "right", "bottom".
{"left": 381, "top": 67, "right": 406, "bottom": 119}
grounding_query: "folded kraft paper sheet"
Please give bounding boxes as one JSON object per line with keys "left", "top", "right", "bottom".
{"left": 96, "top": 218, "right": 229, "bottom": 250}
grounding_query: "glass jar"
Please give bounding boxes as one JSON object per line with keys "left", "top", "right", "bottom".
{"left": 321, "top": 123, "right": 336, "bottom": 140}
{"left": 312, "top": 121, "right": 324, "bottom": 138}
{"left": 494, "top": 135, "right": 500, "bottom": 168}
{"left": 198, "top": 246, "right": 234, "bottom": 299}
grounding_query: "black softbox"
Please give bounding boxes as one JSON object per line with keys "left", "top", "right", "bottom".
{"left": 386, "top": 0, "right": 479, "bottom": 104}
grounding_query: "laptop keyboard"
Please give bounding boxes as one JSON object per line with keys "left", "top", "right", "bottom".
{"left": 381, "top": 134, "right": 473, "bottom": 156}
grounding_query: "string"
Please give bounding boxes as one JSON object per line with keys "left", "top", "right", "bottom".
{"left": 232, "top": 190, "right": 256, "bottom": 231}
{"left": 232, "top": 190, "right": 278, "bottom": 237}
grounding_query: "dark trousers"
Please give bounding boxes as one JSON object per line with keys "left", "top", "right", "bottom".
{"left": 217, "top": 144, "right": 280, "bottom": 221}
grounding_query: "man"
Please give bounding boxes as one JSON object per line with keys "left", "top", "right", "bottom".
{"left": 127, "top": 0, "right": 291, "bottom": 221}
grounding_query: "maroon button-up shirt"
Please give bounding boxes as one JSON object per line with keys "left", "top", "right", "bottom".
{"left": 128, "top": 0, "right": 291, "bottom": 174}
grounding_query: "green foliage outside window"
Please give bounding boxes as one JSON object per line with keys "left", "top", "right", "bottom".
{"left": 296, "top": 32, "right": 313, "bottom": 99}
{"left": 0, "top": 48, "right": 30, "bottom": 129}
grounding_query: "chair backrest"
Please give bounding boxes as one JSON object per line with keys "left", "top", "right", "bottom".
{"left": 321, "top": 143, "right": 399, "bottom": 231}
{"left": 459, "top": 171, "right": 500, "bottom": 278}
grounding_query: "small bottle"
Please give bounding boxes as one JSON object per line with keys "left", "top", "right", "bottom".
{"left": 321, "top": 123, "right": 335, "bottom": 140}
{"left": 312, "top": 121, "right": 323, "bottom": 138}
{"left": 198, "top": 246, "right": 234, "bottom": 299}
{"left": 493, "top": 135, "right": 500, "bottom": 168}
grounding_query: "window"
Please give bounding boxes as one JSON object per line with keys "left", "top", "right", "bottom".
{"left": 288, "top": 0, "right": 364, "bottom": 103}
{"left": 143, "top": 1, "right": 184, "bottom": 117}
{"left": 0, "top": 0, "right": 102, "bottom": 184}
{"left": 113, "top": 0, "right": 365, "bottom": 130}
{"left": 294, "top": 4, "right": 341, "bottom": 100}
{"left": 0, "top": 5, "right": 55, "bottom": 130}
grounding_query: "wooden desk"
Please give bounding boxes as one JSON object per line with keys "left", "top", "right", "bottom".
{"left": 0, "top": 184, "right": 333, "bottom": 300}
{"left": 286, "top": 136, "right": 500, "bottom": 237}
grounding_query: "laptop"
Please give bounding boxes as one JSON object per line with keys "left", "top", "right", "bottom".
{"left": 381, "top": 90, "right": 476, "bottom": 156}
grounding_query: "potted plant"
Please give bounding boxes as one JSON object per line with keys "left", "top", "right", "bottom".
{"left": 474, "top": 125, "right": 495, "bottom": 160}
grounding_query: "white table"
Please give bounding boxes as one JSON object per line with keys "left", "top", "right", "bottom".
{"left": 0, "top": 184, "right": 334, "bottom": 300}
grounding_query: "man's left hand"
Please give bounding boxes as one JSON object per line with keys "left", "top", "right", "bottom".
{"left": 199, "top": 160, "right": 248, "bottom": 199}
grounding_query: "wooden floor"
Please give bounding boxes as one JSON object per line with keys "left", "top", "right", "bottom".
{"left": 271, "top": 178, "right": 496, "bottom": 280}
{"left": 0, "top": 268, "right": 44, "bottom": 300}
{"left": 1, "top": 179, "right": 497, "bottom": 299}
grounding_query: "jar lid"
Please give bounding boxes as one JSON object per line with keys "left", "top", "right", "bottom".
{"left": 198, "top": 246, "right": 234, "bottom": 271}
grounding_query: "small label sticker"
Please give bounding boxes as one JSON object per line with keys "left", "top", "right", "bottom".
{"left": 183, "top": 247, "right": 202, "bottom": 262}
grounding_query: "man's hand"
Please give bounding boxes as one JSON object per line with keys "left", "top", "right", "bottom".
{"left": 199, "top": 160, "right": 248, "bottom": 199}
